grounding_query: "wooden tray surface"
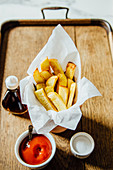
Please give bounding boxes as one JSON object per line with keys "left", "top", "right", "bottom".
{"left": 0, "top": 19, "right": 113, "bottom": 170}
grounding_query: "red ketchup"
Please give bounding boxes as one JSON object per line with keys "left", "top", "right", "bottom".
{"left": 19, "top": 134, "right": 52, "bottom": 165}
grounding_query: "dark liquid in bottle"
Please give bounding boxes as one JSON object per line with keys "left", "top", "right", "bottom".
{"left": 2, "top": 87, "right": 27, "bottom": 114}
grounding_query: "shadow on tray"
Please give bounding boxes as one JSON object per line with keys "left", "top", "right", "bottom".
{"left": 51, "top": 115, "right": 113, "bottom": 169}
{"left": 13, "top": 111, "right": 112, "bottom": 169}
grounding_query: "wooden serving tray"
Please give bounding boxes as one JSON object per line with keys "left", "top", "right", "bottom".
{"left": 0, "top": 18, "right": 113, "bottom": 170}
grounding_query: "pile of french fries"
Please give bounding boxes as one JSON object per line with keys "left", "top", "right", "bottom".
{"left": 33, "top": 57, "right": 78, "bottom": 112}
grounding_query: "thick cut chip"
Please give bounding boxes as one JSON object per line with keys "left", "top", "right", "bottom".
{"left": 65, "top": 62, "right": 76, "bottom": 80}
{"left": 49, "top": 59, "right": 64, "bottom": 75}
{"left": 46, "top": 76, "right": 58, "bottom": 88}
{"left": 58, "top": 73, "right": 67, "bottom": 86}
{"left": 41, "top": 57, "right": 50, "bottom": 71}
{"left": 56, "top": 73, "right": 67, "bottom": 92}
{"left": 67, "top": 82, "right": 76, "bottom": 108}
{"left": 45, "top": 86, "right": 54, "bottom": 94}
{"left": 47, "top": 92, "right": 67, "bottom": 111}
{"left": 33, "top": 68, "right": 45, "bottom": 83}
{"left": 73, "top": 84, "right": 78, "bottom": 104}
{"left": 40, "top": 71, "right": 51, "bottom": 80}
{"left": 67, "top": 78, "right": 74, "bottom": 89}
{"left": 34, "top": 88, "right": 57, "bottom": 111}
{"left": 58, "top": 85, "right": 68, "bottom": 105}
{"left": 36, "top": 83, "right": 45, "bottom": 90}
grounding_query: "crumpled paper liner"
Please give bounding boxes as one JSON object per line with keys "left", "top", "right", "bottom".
{"left": 20, "top": 24, "right": 101, "bottom": 134}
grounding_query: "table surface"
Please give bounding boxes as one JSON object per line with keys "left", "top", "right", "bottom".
{"left": 0, "top": 19, "right": 113, "bottom": 170}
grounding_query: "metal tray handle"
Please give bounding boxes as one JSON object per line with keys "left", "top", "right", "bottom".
{"left": 41, "top": 7, "right": 69, "bottom": 19}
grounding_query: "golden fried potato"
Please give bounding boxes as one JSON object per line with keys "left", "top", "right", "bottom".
{"left": 58, "top": 73, "right": 67, "bottom": 86}
{"left": 67, "top": 82, "right": 76, "bottom": 108}
{"left": 67, "top": 78, "right": 74, "bottom": 89}
{"left": 65, "top": 62, "right": 76, "bottom": 80}
{"left": 58, "top": 85, "right": 68, "bottom": 105}
{"left": 47, "top": 92, "right": 67, "bottom": 111}
{"left": 33, "top": 57, "right": 77, "bottom": 111}
{"left": 35, "top": 88, "right": 57, "bottom": 111}
{"left": 45, "top": 86, "right": 54, "bottom": 94}
{"left": 56, "top": 73, "right": 67, "bottom": 92}
{"left": 46, "top": 75, "right": 58, "bottom": 88}
{"left": 73, "top": 84, "right": 78, "bottom": 104}
{"left": 41, "top": 57, "right": 50, "bottom": 71}
{"left": 36, "top": 83, "right": 45, "bottom": 90}
{"left": 40, "top": 70, "right": 52, "bottom": 80}
{"left": 33, "top": 68, "right": 45, "bottom": 83}
{"left": 49, "top": 59, "right": 64, "bottom": 75}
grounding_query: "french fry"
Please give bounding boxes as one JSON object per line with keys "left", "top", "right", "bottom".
{"left": 65, "top": 62, "right": 76, "bottom": 80}
{"left": 73, "top": 84, "right": 78, "bottom": 104}
{"left": 33, "top": 68, "right": 45, "bottom": 83}
{"left": 45, "top": 86, "right": 54, "bottom": 94}
{"left": 34, "top": 88, "right": 57, "bottom": 111}
{"left": 58, "top": 85, "right": 68, "bottom": 105}
{"left": 67, "top": 78, "right": 74, "bottom": 89}
{"left": 58, "top": 73, "right": 67, "bottom": 86}
{"left": 47, "top": 92, "right": 67, "bottom": 111}
{"left": 49, "top": 59, "right": 64, "bottom": 75}
{"left": 34, "top": 57, "right": 77, "bottom": 111}
{"left": 40, "top": 70, "right": 52, "bottom": 80}
{"left": 46, "top": 75, "right": 58, "bottom": 88}
{"left": 56, "top": 73, "right": 67, "bottom": 92}
{"left": 67, "top": 82, "right": 76, "bottom": 108}
{"left": 36, "top": 83, "right": 45, "bottom": 90}
{"left": 41, "top": 57, "right": 50, "bottom": 71}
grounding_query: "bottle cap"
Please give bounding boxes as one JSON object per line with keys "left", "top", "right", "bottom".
{"left": 5, "top": 76, "right": 18, "bottom": 90}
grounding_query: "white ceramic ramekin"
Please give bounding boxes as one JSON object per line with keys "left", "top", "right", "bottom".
{"left": 15, "top": 129, "right": 56, "bottom": 169}
{"left": 70, "top": 132, "right": 95, "bottom": 159}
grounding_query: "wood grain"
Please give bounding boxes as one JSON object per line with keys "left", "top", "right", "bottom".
{"left": 75, "top": 26, "right": 113, "bottom": 169}
{"left": 0, "top": 22, "right": 113, "bottom": 170}
{"left": 0, "top": 25, "right": 83, "bottom": 170}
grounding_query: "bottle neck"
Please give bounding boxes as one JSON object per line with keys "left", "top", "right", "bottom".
{"left": 7, "top": 87, "right": 19, "bottom": 92}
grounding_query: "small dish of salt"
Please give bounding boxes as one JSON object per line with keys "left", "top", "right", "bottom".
{"left": 70, "top": 132, "right": 95, "bottom": 159}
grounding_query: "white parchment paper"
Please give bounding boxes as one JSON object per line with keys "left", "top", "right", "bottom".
{"left": 20, "top": 24, "right": 101, "bottom": 133}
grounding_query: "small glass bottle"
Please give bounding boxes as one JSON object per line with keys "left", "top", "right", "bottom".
{"left": 2, "top": 75, "right": 27, "bottom": 114}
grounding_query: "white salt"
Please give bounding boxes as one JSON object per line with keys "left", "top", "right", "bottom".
{"left": 73, "top": 135, "right": 92, "bottom": 154}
